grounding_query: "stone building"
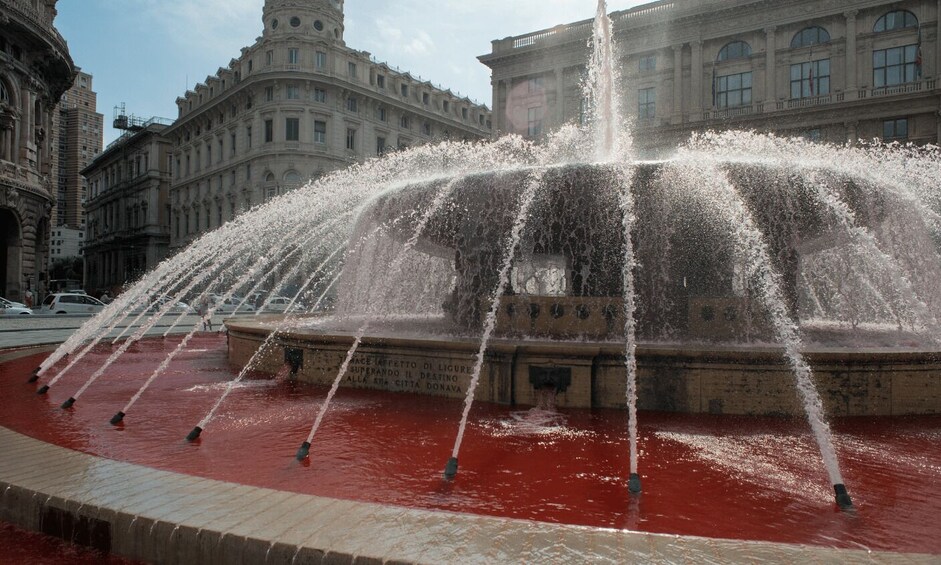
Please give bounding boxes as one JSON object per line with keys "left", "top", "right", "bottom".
{"left": 165, "top": 0, "right": 492, "bottom": 250}
{"left": 0, "top": 0, "right": 74, "bottom": 302}
{"left": 55, "top": 69, "right": 102, "bottom": 229}
{"left": 81, "top": 118, "right": 173, "bottom": 293}
{"left": 480, "top": 0, "right": 941, "bottom": 151}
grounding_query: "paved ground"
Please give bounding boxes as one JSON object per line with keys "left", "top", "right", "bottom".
{"left": 0, "top": 314, "right": 228, "bottom": 349}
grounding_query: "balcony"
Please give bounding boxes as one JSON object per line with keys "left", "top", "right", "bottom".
{"left": 698, "top": 79, "right": 938, "bottom": 122}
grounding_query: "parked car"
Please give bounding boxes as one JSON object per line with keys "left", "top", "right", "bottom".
{"left": 40, "top": 293, "right": 105, "bottom": 315}
{"left": 0, "top": 296, "right": 27, "bottom": 309}
{"left": 132, "top": 296, "right": 196, "bottom": 315}
{"left": 207, "top": 294, "right": 255, "bottom": 314}
{"left": 262, "top": 296, "right": 307, "bottom": 313}
{"left": 0, "top": 301, "right": 33, "bottom": 315}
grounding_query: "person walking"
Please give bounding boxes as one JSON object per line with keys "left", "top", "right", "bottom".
{"left": 199, "top": 296, "right": 213, "bottom": 331}
{"left": 23, "top": 289, "right": 33, "bottom": 309}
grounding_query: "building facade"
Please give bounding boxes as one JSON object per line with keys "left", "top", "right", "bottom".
{"left": 480, "top": 0, "right": 941, "bottom": 151}
{"left": 48, "top": 225, "right": 82, "bottom": 261}
{"left": 0, "top": 0, "right": 74, "bottom": 303}
{"left": 55, "top": 69, "right": 102, "bottom": 229}
{"left": 81, "top": 119, "right": 173, "bottom": 293}
{"left": 165, "top": 0, "right": 492, "bottom": 250}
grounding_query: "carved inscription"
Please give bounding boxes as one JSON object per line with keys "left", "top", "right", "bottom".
{"left": 309, "top": 352, "right": 475, "bottom": 397}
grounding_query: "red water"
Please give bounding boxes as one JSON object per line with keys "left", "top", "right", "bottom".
{"left": 1, "top": 335, "right": 939, "bottom": 554}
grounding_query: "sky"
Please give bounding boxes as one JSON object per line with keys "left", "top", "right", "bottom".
{"left": 54, "top": 0, "right": 648, "bottom": 146}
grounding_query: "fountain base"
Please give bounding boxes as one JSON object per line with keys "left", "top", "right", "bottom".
{"left": 228, "top": 319, "right": 941, "bottom": 416}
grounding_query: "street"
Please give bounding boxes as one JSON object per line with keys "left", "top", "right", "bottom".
{"left": 0, "top": 313, "right": 223, "bottom": 349}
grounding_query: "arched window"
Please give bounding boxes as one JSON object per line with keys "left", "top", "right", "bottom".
{"left": 283, "top": 170, "right": 301, "bottom": 183}
{"left": 791, "top": 26, "right": 831, "bottom": 48}
{"left": 0, "top": 82, "right": 8, "bottom": 103}
{"left": 717, "top": 41, "right": 751, "bottom": 62}
{"left": 874, "top": 10, "right": 918, "bottom": 33}
{"left": 264, "top": 172, "right": 275, "bottom": 182}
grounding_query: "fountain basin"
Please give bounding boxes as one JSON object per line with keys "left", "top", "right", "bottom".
{"left": 229, "top": 318, "right": 941, "bottom": 416}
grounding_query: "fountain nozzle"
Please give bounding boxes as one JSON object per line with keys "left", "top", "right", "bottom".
{"left": 296, "top": 441, "right": 311, "bottom": 460}
{"left": 110, "top": 411, "right": 125, "bottom": 425}
{"left": 61, "top": 397, "right": 76, "bottom": 409}
{"left": 834, "top": 483, "right": 853, "bottom": 510}
{"left": 36, "top": 385, "right": 50, "bottom": 395}
{"left": 185, "top": 426, "right": 202, "bottom": 441}
{"left": 628, "top": 473, "right": 642, "bottom": 494}
{"left": 444, "top": 457, "right": 458, "bottom": 480}
{"left": 27, "top": 367, "right": 40, "bottom": 383}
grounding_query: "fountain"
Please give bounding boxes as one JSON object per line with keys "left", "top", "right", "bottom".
{"left": 3, "top": 0, "right": 941, "bottom": 560}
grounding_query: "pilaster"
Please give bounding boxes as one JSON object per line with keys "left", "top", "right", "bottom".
{"left": 764, "top": 26, "right": 776, "bottom": 102}
{"left": 672, "top": 43, "right": 684, "bottom": 124}
{"left": 845, "top": 10, "right": 858, "bottom": 92}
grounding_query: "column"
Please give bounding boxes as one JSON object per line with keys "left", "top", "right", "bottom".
{"left": 845, "top": 11, "right": 858, "bottom": 92}
{"left": 765, "top": 26, "right": 777, "bottom": 102}
{"left": 672, "top": 43, "right": 684, "bottom": 124}
{"left": 555, "top": 67, "right": 565, "bottom": 126}
{"left": 690, "top": 40, "right": 704, "bottom": 117}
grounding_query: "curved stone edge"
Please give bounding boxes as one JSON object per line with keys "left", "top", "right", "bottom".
{"left": 1, "top": 428, "right": 936, "bottom": 564}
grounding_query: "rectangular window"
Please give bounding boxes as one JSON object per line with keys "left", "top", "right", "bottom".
{"left": 422, "top": 92, "right": 430, "bottom": 105}
{"left": 348, "top": 62, "right": 357, "bottom": 78}
{"left": 264, "top": 119, "right": 273, "bottom": 143}
{"left": 288, "top": 48, "right": 299, "bottom": 65}
{"left": 346, "top": 97, "right": 357, "bottom": 112}
{"left": 217, "top": 139, "right": 223, "bottom": 162}
{"left": 883, "top": 118, "right": 908, "bottom": 140}
{"left": 265, "top": 86, "right": 274, "bottom": 102}
{"left": 377, "top": 107, "right": 387, "bottom": 121}
{"left": 376, "top": 136, "right": 386, "bottom": 155}
{"left": 314, "top": 88, "right": 326, "bottom": 103}
{"left": 443, "top": 100, "right": 450, "bottom": 113}
{"left": 873, "top": 45, "right": 918, "bottom": 88}
{"left": 527, "top": 106, "right": 543, "bottom": 136}
{"left": 246, "top": 163, "right": 251, "bottom": 180}
{"left": 528, "top": 76, "right": 543, "bottom": 93}
{"left": 286, "top": 84, "right": 300, "bottom": 99}
{"left": 285, "top": 117, "right": 299, "bottom": 141}
{"left": 377, "top": 74, "right": 385, "bottom": 89}
{"left": 346, "top": 128, "right": 356, "bottom": 151}
{"left": 639, "top": 54, "right": 657, "bottom": 71}
{"left": 266, "top": 50, "right": 273, "bottom": 66}
{"left": 716, "top": 71, "right": 752, "bottom": 108}
{"left": 401, "top": 84, "right": 408, "bottom": 97}
{"left": 400, "top": 115, "right": 410, "bottom": 129}
{"left": 314, "top": 120, "right": 327, "bottom": 143}
{"left": 316, "top": 51, "right": 327, "bottom": 69}
{"left": 638, "top": 87, "right": 656, "bottom": 118}
{"left": 230, "top": 133, "right": 236, "bottom": 155}
{"left": 462, "top": 107, "right": 468, "bottom": 120}
{"left": 790, "top": 59, "right": 830, "bottom": 99}
{"left": 246, "top": 126, "right": 252, "bottom": 148}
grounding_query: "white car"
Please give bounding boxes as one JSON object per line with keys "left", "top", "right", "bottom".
{"left": 263, "top": 296, "right": 306, "bottom": 313}
{"left": 0, "top": 297, "right": 27, "bottom": 308}
{"left": 0, "top": 301, "right": 33, "bottom": 315}
{"left": 206, "top": 294, "right": 255, "bottom": 314}
{"left": 132, "top": 296, "right": 196, "bottom": 315}
{"left": 41, "top": 293, "right": 105, "bottom": 315}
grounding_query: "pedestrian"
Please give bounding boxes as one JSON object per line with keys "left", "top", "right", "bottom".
{"left": 199, "top": 296, "right": 213, "bottom": 331}
{"left": 100, "top": 291, "right": 112, "bottom": 304}
{"left": 23, "top": 289, "right": 33, "bottom": 309}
